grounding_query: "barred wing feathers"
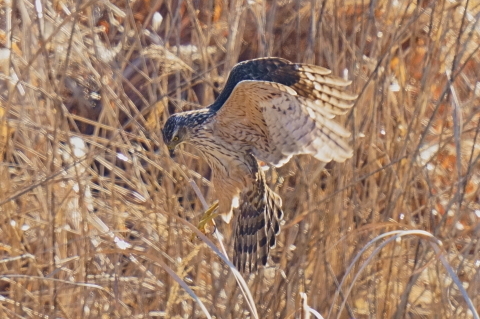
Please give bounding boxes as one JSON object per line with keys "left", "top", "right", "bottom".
{"left": 213, "top": 78, "right": 355, "bottom": 167}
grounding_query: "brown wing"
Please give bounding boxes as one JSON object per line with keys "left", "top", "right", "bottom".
{"left": 209, "top": 57, "right": 352, "bottom": 113}
{"left": 212, "top": 77, "right": 355, "bottom": 166}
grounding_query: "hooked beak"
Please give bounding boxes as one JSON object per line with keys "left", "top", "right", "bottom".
{"left": 168, "top": 147, "right": 176, "bottom": 158}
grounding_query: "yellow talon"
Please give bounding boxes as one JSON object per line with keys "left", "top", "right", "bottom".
{"left": 191, "top": 201, "right": 219, "bottom": 241}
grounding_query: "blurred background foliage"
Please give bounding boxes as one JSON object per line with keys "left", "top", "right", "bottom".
{"left": 0, "top": 0, "right": 480, "bottom": 318}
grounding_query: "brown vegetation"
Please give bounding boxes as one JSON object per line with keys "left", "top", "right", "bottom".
{"left": 0, "top": 0, "right": 480, "bottom": 318}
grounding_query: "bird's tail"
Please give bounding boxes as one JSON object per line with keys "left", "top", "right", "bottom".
{"left": 233, "top": 164, "right": 283, "bottom": 273}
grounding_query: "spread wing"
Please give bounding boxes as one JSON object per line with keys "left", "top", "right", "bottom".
{"left": 211, "top": 68, "right": 356, "bottom": 166}
{"left": 209, "top": 57, "right": 354, "bottom": 112}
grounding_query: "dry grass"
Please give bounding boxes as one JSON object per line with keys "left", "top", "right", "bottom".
{"left": 1, "top": 0, "right": 480, "bottom": 318}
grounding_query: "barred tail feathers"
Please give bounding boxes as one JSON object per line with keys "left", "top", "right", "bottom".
{"left": 233, "top": 169, "right": 283, "bottom": 272}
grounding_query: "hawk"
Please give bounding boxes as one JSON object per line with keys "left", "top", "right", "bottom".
{"left": 162, "top": 58, "right": 356, "bottom": 272}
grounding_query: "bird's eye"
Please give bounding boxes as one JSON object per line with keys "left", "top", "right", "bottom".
{"left": 172, "top": 136, "right": 179, "bottom": 142}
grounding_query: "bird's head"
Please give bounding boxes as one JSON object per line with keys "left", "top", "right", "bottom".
{"left": 162, "top": 110, "right": 212, "bottom": 157}
{"left": 162, "top": 114, "right": 190, "bottom": 157}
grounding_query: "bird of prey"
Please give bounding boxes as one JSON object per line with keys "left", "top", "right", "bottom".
{"left": 162, "top": 57, "right": 356, "bottom": 272}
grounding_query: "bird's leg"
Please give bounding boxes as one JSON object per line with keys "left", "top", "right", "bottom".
{"left": 197, "top": 200, "right": 219, "bottom": 235}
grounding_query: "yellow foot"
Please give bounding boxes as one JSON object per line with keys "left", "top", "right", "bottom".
{"left": 191, "top": 201, "right": 219, "bottom": 241}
